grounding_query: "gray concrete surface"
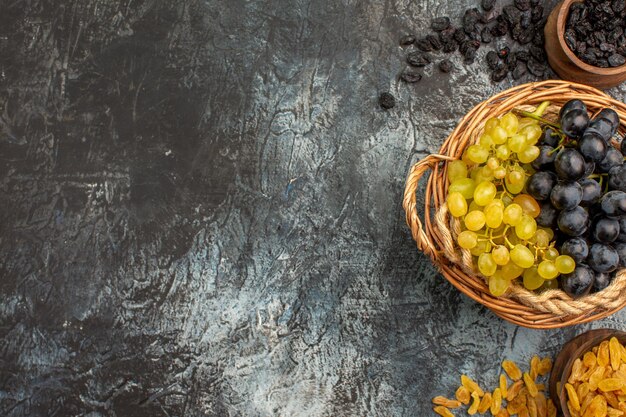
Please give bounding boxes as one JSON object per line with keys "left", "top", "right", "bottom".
{"left": 2, "top": 0, "right": 626, "bottom": 416}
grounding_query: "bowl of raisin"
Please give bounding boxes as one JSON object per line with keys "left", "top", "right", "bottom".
{"left": 544, "top": 0, "right": 626, "bottom": 89}
{"left": 548, "top": 328, "right": 626, "bottom": 416}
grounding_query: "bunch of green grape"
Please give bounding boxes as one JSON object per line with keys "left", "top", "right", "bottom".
{"left": 447, "top": 110, "right": 576, "bottom": 296}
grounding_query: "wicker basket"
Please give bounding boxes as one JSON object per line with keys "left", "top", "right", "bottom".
{"left": 403, "top": 80, "right": 626, "bottom": 329}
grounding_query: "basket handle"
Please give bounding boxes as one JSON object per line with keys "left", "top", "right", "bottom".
{"left": 402, "top": 154, "right": 454, "bottom": 260}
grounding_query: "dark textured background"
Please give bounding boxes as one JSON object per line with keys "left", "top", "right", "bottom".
{"left": 2, "top": 0, "right": 626, "bottom": 416}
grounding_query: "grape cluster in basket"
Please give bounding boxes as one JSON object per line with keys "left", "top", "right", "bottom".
{"left": 447, "top": 99, "right": 626, "bottom": 298}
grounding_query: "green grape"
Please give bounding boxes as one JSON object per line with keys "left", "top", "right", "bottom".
{"left": 523, "top": 266, "right": 545, "bottom": 290}
{"left": 479, "top": 133, "right": 495, "bottom": 148}
{"left": 505, "top": 166, "right": 526, "bottom": 194}
{"left": 521, "top": 124, "right": 542, "bottom": 144}
{"left": 468, "top": 200, "right": 481, "bottom": 212}
{"left": 510, "top": 244, "right": 535, "bottom": 268}
{"left": 502, "top": 194, "right": 513, "bottom": 206}
{"left": 449, "top": 178, "right": 476, "bottom": 200}
{"left": 474, "top": 181, "right": 497, "bottom": 206}
{"left": 490, "top": 126, "right": 508, "bottom": 145}
{"left": 540, "top": 279, "right": 559, "bottom": 291}
{"left": 495, "top": 144, "right": 510, "bottom": 160}
{"left": 473, "top": 167, "right": 494, "bottom": 183}
{"left": 500, "top": 112, "right": 519, "bottom": 136}
{"left": 488, "top": 199, "right": 504, "bottom": 209}
{"left": 555, "top": 255, "right": 576, "bottom": 274}
{"left": 517, "top": 145, "right": 540, "bottom": 164}
{"left": 492, "top": 245, "right": 510, "bottom": 266}
{"left": 478, "top": 253, "right": 497, "bottom": 276}
{"left": 501, "top": 261, "right": 524, "bottom": 280}
{"left": 465, "top": 144, "right": 489, "bottom": 163}
{"left": 470, "top": 240, "right": 491, "bottom": 256}
{"left": 447, "top": 192, "right": 468, "bottom": 217}
{"left": 503, "top": 203, "right": 524, "bottom": 226}
{"left": 508, "top": 134, "right": 527, "bottom": 153}
{"left": 537, "top": 260, "right": 559, "bottom": 279}
{"left": 534, "top": 229, "right": 550, "bottom": 247}
{"left": 487, "top": 157, "right": 499, "bottom": 170}
{"left": 481, "top": 166, "right": 494, "bottom": 177}
{"left": 515, "top": 214, "right": 537, "bottom": 240}
{"left": 494, "top": 166, "right": 507, "bottom": 179}
{"left": 484, "top": 117, "right": 500, "bottom": 133}
{"left": 544, "top": 247, "right": 559, "bottom": 261}
{"left": 457, "top": 230, "right": 478, "bottom": 249}
{"left": 484, "top": 203, "right": 503, "bottom": 228}
{"left": 517, "top": 117, "right": 535, "bottom": 131}
{"left": 464, "top": 210, "right": 486, "bottom": 231}
{"left": 489, "top": 272, "right": 510, "bottom": 296}
{"left": 541, "top": 228, "right": 554, "bottom": 241}
{"left": 447, "top": 160, "right": 468, "bottom": 182}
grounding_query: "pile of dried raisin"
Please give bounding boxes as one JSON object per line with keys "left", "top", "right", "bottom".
{"left": 398, "top": 0, "right": 548, "bottom": 85}
{"left": 562, "top": 337, "right": 626, "bottom": 416}
{"left": 563, "top": 0, "right": 626, "bottom": 68}
{"left": 432, "top": 357, "right": 556, "bottom": 417}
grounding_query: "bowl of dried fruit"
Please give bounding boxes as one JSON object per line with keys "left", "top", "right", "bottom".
{"left": 544, "top": 0, "right": 626, "bottom": 89}
{"left": 403, "top": 80, "right": 626, "bottom": 329}
{"left": 548, "top": 328, "right": 626, "bottom": 416}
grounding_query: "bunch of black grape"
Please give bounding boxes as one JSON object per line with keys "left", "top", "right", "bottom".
{"left": 526, "top": 99, "right": 626, "bottom": 298}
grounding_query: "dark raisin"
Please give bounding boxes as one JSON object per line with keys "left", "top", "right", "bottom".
{"left": 527, "top": 58, "right": 546, "bottom": 76}
{"left": 613, "top": 0, "right": 625, "bottom": 13}
{"left": 609, "top": 53, "right": 626, "bottom": 66}
{"left": 565, "top": 29, "right": 577, "bottom": 51}
{"left": 439, "top": 27, "right": 456, "bottom": 43}
{"left": 600, "top": 42, "right": 616, "bottom": 53}
{"left": 438, "top": 59, "right": 453, "bottom": 73}
{"left": 518, "top": 27, "right": 534, "bottom": 44}
{"left": 491, "top": 21, "right": 509, "bottom": 37}
{"left": 531, "top": 5, "right": 544, "bottom": 22}
{"left": 532, "top": 31, "right": 544, "bottom": 47}
{"left": 481, "top": 27, "right": 493, "bottom": 43}
{"left": 379, "top": 92, "right": 396, "bottom": 109}
{"left": 454, "top": 29, "right": 467, "bottom": 43}
{"left": 512, "top": 62, "right": 527, "bottom": 79}
{"left": 431, "top": 17, "right": 451, "bottom": 32}
{"left": 399, "top": 35, "right": 416, "bottom": 46}
{"left": 529, "top": 44, "right": 546, "bottom": 61}
{"left": 427, "top": 35, "right": 442, "bottom": 50}
{"left": 568, "top": 7, "right": 582, "bottom": 26}
{"left": 416, "top": 37, "right": 434, "bottom": 52}
{"left": 498, "top": 46, "right": 511, "bottom": 59}
{"left": 400, "top": 69, "right": 423, "bottom": 83}
{"left": 486, "top": 50, "right": 500, "bottom": 69}
{"left": 491, "top": 64, "right": 509, "bottom": 81}
{"left": 406, "top": 51, "right": 431, "bottom": 67}
{"left": 503, "top": 5, "right": 522, "bottom": 27}
{"left": 505, "top": 53, "right": 518, "bottom": 70}
{"left": 516, "top": 50, "right": 530, "bottom": 61}
{"left": 442, "top": 42, "right": 457, "bottom": 53}
{"left": 464, "top": 47, "right": 477, "bottom": 64}
{"left": 520, "top": 10, "right": 532, "bottom": 28}
{"left": 514, "top": 0, "right": 531, "bottom": 12}
{"left": 482, "top": 0, "right": 496, "bottom": 11}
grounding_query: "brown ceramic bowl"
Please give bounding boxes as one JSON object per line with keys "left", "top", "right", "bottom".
{"left": 548, "top": 329, "right": 626, "bottom": 416}
{"left": 544, "top": 0, "right": 626, "bottom": 89}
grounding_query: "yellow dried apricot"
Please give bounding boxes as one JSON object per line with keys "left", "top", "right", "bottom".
{"left": 600, "top": 378, "right": 626, "bottom": 392}
{"left": 524, "top": 372, "right": 539, "bottom": 397}
{"left": 432, "top": 396, "right": 461, "bottom": 408}
{"left": 468, "top": 391, "right": 480, "bottom": 415}
{"left": 599, "top": 341, "right": 611, "bottom": 367}
{"left": 503, "top": 360, "right": 523, "bottom": 381}
{"left": 455, "top": 385, "right": 470, "bottom": 405}
{"left": 500, "top": 374, "right": 508, "bottom": 398}
{"left": 566, "top": 383, "right": 581, "bottom": 411}
{"left": 538, "top": 357, "right": 552, "bottom": 376}
{"left": 478, "top": 392, "right": 492, "bottom": 413}
{"left": 570, "top": 358, "right": 584, "bottom": 384}
{"left": 530, "top": 355, "right": 540, "bottom": 380}
{"left": 462, "top": 375, "right": 485, "bottom": 396}
{"left": 507, "top": 380, "right": 524, "bottom": 402}
{"left": 611, "top": 337, "right": 623, "bottom": 372}
{"left": 491, "top": 388, "right": 502, "bottom": 416}
{"left": 547, "top": 398, "right": 557, "bottom": 417}
{"left": 433, "top": 405, "right": 454, "bottom": 417}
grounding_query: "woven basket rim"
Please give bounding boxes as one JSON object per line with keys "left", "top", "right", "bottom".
{"left": 403, "top": 80, "right": 626, "bottom": 329}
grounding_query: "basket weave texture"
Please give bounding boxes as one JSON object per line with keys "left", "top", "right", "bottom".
{"left": 403, "top": 80, "right": 626, "bottom": 329}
